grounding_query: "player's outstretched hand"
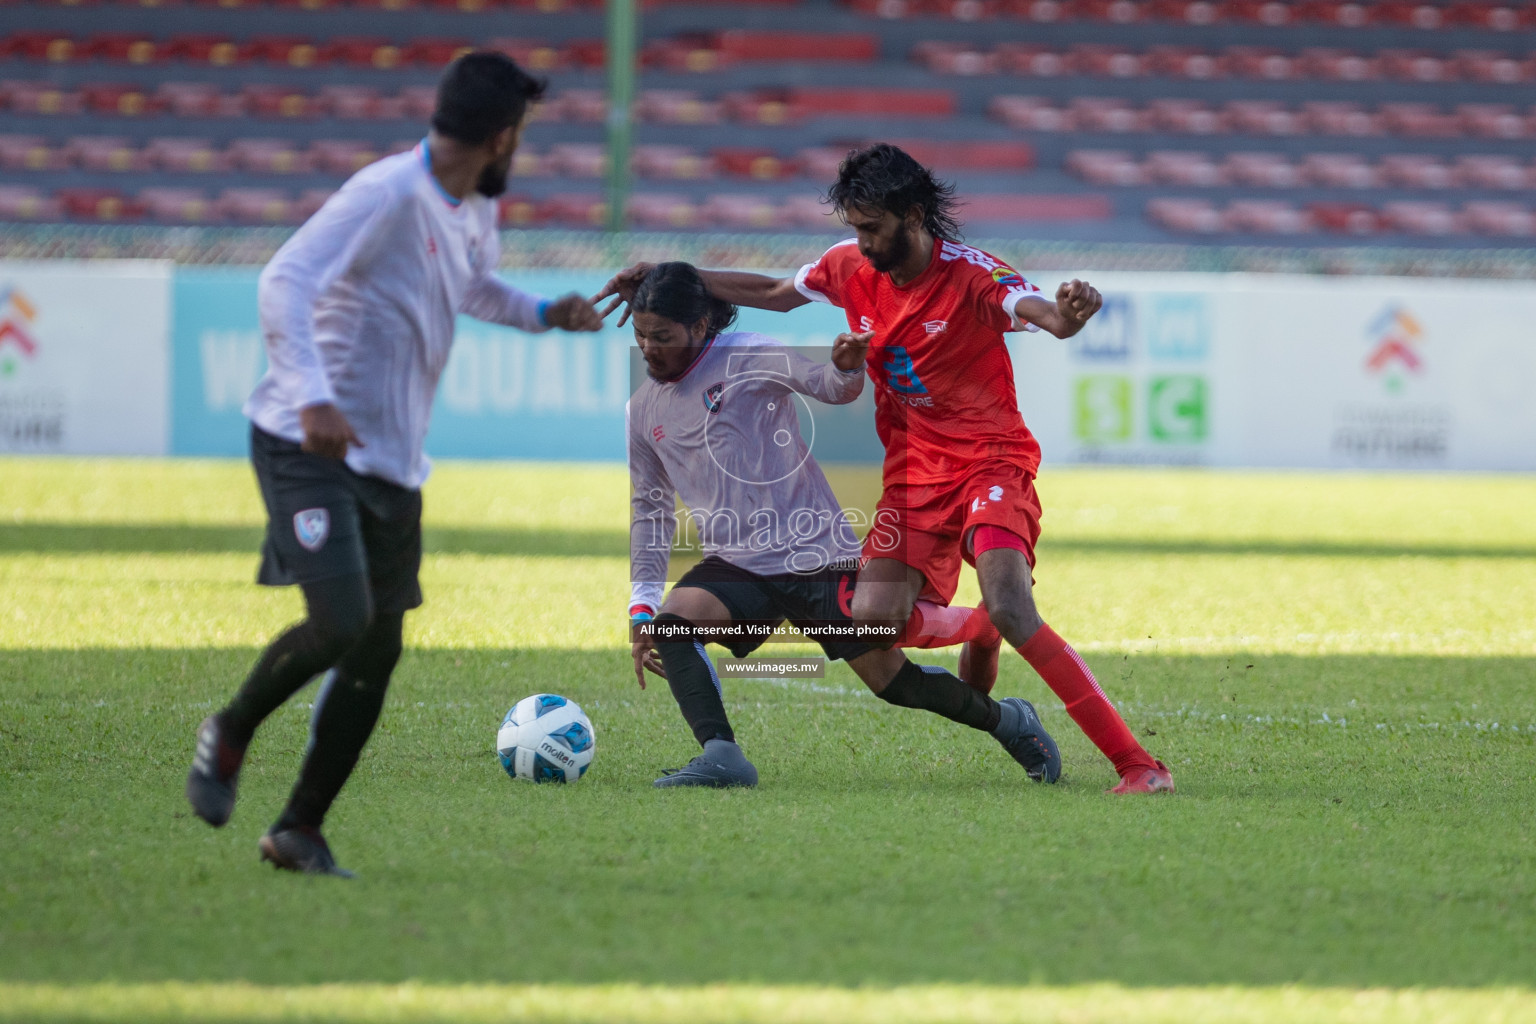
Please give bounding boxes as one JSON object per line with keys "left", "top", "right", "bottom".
{"left": 832, "top": 330, "right": 874, "bottom": 372}
{"left": 591, "top": 262, "right": 655, "bottom": 327}
{"left": 544, "top": 292, "right": 605, "bottom": 332}
{"left": 299, "top": 402, "right": 363, "bottom": 461}
{"left": 1055, "top": 279, "right": 1103, "bottom": 325}
{"left": 632, "top": 638, "right": 666, "bottom": 689}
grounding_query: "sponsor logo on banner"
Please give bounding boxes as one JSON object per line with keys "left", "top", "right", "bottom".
{"left": 1069, "top": 295, "right": 1133, "bottom": 362}
{"left": 0, "top": 286, "right": 65, "bottom": 450}
{"left": 1331, "top": 303, "right": 1448, "bottom": 466}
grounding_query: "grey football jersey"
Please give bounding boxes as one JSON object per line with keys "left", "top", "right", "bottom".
{"left": 627, "top": 331, "right": 865, "bottom": 612}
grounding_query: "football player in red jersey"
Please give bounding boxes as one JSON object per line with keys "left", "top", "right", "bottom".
{"left": 597, "top": 144, "right": 1172, "bottom": 794}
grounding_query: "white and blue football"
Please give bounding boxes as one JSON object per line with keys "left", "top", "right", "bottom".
{"left": 497, "top": 694, "right": 596, "bottom": 783}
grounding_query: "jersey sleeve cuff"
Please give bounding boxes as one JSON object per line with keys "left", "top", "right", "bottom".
{"left": 793, "top": 263, "right": 834, "bottom": 305}
{"left": 1003, "top": 289, "right": 1044, "bottom": 333}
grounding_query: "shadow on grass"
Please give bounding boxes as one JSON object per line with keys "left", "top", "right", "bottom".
{"left": 3, "top": 523, "right": 1534, "bottom": 561}
{"left": 2, "top": 647, "right": 1534, "bottom": 992}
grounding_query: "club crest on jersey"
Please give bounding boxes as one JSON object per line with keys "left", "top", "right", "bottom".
{"left": 991, "top": 266, "right": 1025, "bottom": 289}
{"left": 293, "top": 509, "right": 330, "bottom": 552}
{"left": 923, "top": 320, "right": 948, "bottom": 334}
{"left": 703, "top": 381, "right": 725, "bottom": 414}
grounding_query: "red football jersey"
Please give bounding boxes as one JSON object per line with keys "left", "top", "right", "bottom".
{"left": 795, "top": 238, "right": 1045, "bottom": 487}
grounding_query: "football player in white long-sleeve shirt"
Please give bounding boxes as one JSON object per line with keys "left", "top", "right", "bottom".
{"left": 186, "top": 52, "right": 604, "bottom": 877}
{"left": 624, "top": 263, "right": 1061, "bottom": 788}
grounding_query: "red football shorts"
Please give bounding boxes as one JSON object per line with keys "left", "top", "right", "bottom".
{"left": 861, "top": 462, "right": 1042, "bottom": 605}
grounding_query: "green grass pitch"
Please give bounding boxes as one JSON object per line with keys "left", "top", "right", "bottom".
{"left": 2, "top": 458, "right": 1534, "bottom": 1023}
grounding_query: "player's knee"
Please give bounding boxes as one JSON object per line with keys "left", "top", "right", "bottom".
{"left": 851, "top": 591, "right": 911, "bottom": 649}
{"left": 985, "top": 598, "right": 1043, "bottom": 647}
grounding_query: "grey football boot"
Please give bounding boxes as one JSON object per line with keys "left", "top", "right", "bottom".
{"left": 991, "top": 697, "right": 1063, "bottom": 783}
{"left": 186, "top": 714, "right": 246, "bottom": 827}
{"left": 654, "top": 737, "right": 759, "bottom": 789}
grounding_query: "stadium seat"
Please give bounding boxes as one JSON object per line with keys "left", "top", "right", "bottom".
{"left": 228, "top": 138, "right": 312, "bottom": 174}
{"left": 1461, "top": 201, "right": 1535, "bottom": 236}
{"left": 700, "top": 192, "right": 783, "bottom": 229}
{"left": 1299, "top": 2, "right": 1376, "bottom": 29}
{"left": 309, "top": 139, "right": 381, "bottom": 175}
{"left": 643, "top": 34, "right": 734, "bottom": 73}
{"left": 1224, "top": 199, "right": 1310, "bottom": 233}
{"left": 296, "top": 189, "right": 335, "bottom": 219}
{"left": 635, "top": 90, "right": 722, "bottom": 125}
{"left": 1301, "top": 152, "right": 1380, "bottom": 187}
{"left": 1224, "top": 151, "right": 1300, "bottom": 187}
{"left": 7, "top": 32, "right": 78, "bottom": 63}
{"left": 145, "top": 137, "right": 230, "bottom": 173}
{"left": 82, "top": 33, "right": 161, "bottom": 64}
{"left": 65, "top": 136, "right": 147, "bottom": 173}
{"left": 723, "top": 90, "right": 802, "bottom": 125}
{"left": 1145, "top": 150, "right": 1224, "bottom": 186}
{"left": 399, "top": 86, "right": 438, "bottom": 120}
{"left": 318, "top": 86, "right": 385, "bottom": 120}
{"left": 627, "top": 193, "right": 701, "bottom": 229}
{"left": 1377, "top": 49, "right": 1453, "bottom": 83}
{"left": 795, "top": 146, "right": 849, "bottom": 182}
{"left": 1303, "top": 101, "right": 1382, "bottom": 136}
{"left": 1148, "top": 98, "right": 1224, "bottom": 134}
{"left": 323, "top": 37, "right": 404, "bottom": 69}
{"left": 996, "top": 44, "right": 1076, "bottom": 77}
{"left": 1454, "top": 154, "right": 1526, "bottom": 188}
{"left": 890, "top": 139, "right": 1034, "bottom": 172}
{"left": 510, "top": 146, "right": 546, "bottom": 177}
{"left": 558, "top": 89, "right": 608, "bottom": 123}
{"left": 5, "top": 82, "right": 84, "bottom": 116}
{"left": 1379, "top": 103, "right": 1461, "bottom": 137}
{"left": 1069, "top": 97, "right": 1147, "bottom": 133}
{"left": 1380, "top": 200, "right": 1462, "bottom": 234}
{"left": 716, "top": 31, "right": 878, "bottom": 63}
{"left": 497, "top": 194, "right": 539, "bottom": 227}
{"left": 139, "top": 187, "right": 221, "bottom": 224}
{"left": 163, "top": 37, "right": 244, "bottom": 65}
{"left": 1457, "top": 103, "right": 1527, "bottom": 139}
{"left": 632, "top": 145, "right": 715, "bottom": 180}
{"left": 1071, "top": 45, "right": 1147, "bottom": 78}
{"left": 1224, "top": 100, "right": 1304, "bottom": 135}
{"left": 988, "top": 95, "right": 1072, "bottom": 131}
{"left": 1453, "top": 49, "right": 1527, "bottom": 84}
{"left": 1221, "top": 46, "right": 1297, "bottom": 79}
{"left": 241, "top": 84, "right": 318, "bottom": 119}
{"left": 1066, "top": 149, "right": 1145, "bottom": 186}
{"left": 1227, "top": 1, "right": 1299, "bottom": 26}
{"left": 712, "top": 147, "right": 802, "bottom": 180}
{"left": 537, "top": 193, "right": 606, "bottom": 227}
{"left": 1308, "top": 201, "right": 1381, "bottom": 234}
{"left": 401, "top": 38, "right": 473, "bottom": 68}
{"left": 1076, "top": 0, "right": 1145, "bottom": 23}
{"left": 0, "top": 185, "right": 62, "bottom": 221}
{"left": 219, "top": 188, "right": 299, "bottom": 224}
{"left": 58, "top": 187, "right": 141, "bottom": 221}
{"left": 1145, "top": 197, "right": 1222, "bottom": 233}
{"left": 1379, "top": 154, "right": 1455, "bottom": 188}
{"left": 962, "top": 194, "right": 1112, "bottom": 220}
{"left": 545, "top": 143, "right": 605, "bottom": 178}
{"left": 912, "top": 41, "right": 997, "bottom": 76}
{"left": 1299, "top": 47, "right": 1378, "bottom": 81}
{"left": 245, "top": 36, "right": 325, "bottom": 68}
{"left": 485, "top": 38, "right": 569, "bottom": 73}
{"left": 0, "top": 135, "right": 62, "bottom": 171}
{"left": 81, "top": 83, "right": 157, "bottom": 116}
{"left": 1148, "top": 46, "right": 1222, "bottom": 79}
{"left": 157, "top": 82, "right": 246, "bottom": 118}
{"left": 1453, "top": 2, "right": 1531, "bottom": 32}
{"left": 778, "top": 193, "right": 840, "bottom": 230}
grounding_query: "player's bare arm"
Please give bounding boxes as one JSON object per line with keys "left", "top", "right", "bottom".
{"left": 1013, "top": 279, "right": 1104, "bottom": 339}
{"left": 299, "top": 402, "right": 363, "bottom": 460}
{"left": 831, "top": 330, "right": 874, "bottom": 371}
{"left": 595, "top": 264, "right": 807, "bottom": 324}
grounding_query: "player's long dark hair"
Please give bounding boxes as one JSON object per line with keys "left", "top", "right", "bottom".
{"left": 826, "top": 143, "right": 963, "bottom": 241}
{"left": 631, "top": 262, "right": 739, "bottom": 341}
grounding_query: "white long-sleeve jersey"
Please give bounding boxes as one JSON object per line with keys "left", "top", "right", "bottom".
{"left": 244, "top": 141, "right": 551, "bottom": 489}
{"left": 627, "top": 331, "right": 866, "bottom": 615}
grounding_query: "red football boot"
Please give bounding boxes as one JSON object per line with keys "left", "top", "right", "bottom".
{"left": 1109, "top": 759, "right": 1175, "bottom": 795}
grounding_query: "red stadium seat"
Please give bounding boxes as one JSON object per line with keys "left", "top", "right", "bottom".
{"left": 1145, "top": 197, "right": 1222, "bottom": 233}
{"left": 1379, "top": 103, "right": 1461, "bottom": 137}
{"left": 797, "top": 146, "right": 853, "bottom": 181}
{"left": 1066, "top": 149, "right": 1145, "bottom": 185}
{"left": 1148, "top": 46, "right": 1222, "bottom": 79}
{"left": 245, "top": 36, "right": 325, "bottom": 68}
{"left": 796, "top": 88, "right": 955, "bottom": 119}
{"left": 1380, "top": 201, "right": 1462, "bottom": 234}
{"left": 58, "top": 187, "right": 142, "bottom": 221}
{"left": 510, "top": 146, "right": 546, "bottom": 178}
{"left": 228, "top": 138, "right": 313, "bottom": 174}
{"left": 401, "top": 39, "right": 473, "bottom": 68}
{"left": 779, "top": 194, "right": 840, "bottom": 230}
{"left": 0, "top": 186, "right": 62, "bottom": 221}
{"left": 1378, "top": 2, "right": 1449, "bottom": 29}
{"left": 324, "top": 37, "right": 404, "bottom": 69}
{"left": 1075, "top": 0, "right": 1145, "bottom": 23}
{"left": 1224, "top": 200, "right": 1310, "bottom": 233}
{"left": 157, "top": 82, "right": 245, "bottom": 118}
{"left": 1151, "top": 0, "right": 1225, "bottom": 24}
{"left": 1224, "top": 151, "right": 1300, "bottom": 187}
{"left": 497, "top": 194, "right": 538, "bottom": 227}
{"left": 627, "top": 193, "right": 701, "bottom": 229}
{"left": 716, "top": 31, "right": 878, "bottom": 63}
{"left": 712, "top": 148, "right": 802, "bottom": 180}
{"left": 146, "top": 137, "right": 228, "bottom": 173}
{"left": 1308, "top": 202, "right": 1381, "bottom": 234}
{"left": 277, "top": 0, "right": 344, "bottom": 8}
{"left": 219, "top": 188, "right": 300, "bottom": 225}
{"left": 912, "top": 41, "right": 999, "bottom": 76}
{"left": 0, "top": 135, "right": 62, "bottom": 171}
{"left": 988, "top": 95, "right": 1072, "bottom": 131}
{"left": 81, "top": 83, "right": 158, "bottom": 117}
{"left": 352, "top": 0, "right": 418, "bottom": 9}
{"left": 1379, "top": 154, "right": 1455, "bottom": 188}
{"left": 545, "top": 143, "right": 605, "bottom": 178}
{"left": 241, "top": 84, "right": 318, "bottom": 119}
{"left": 632, "top": 145, "right": 715, "bottom": 180}
{"left": 1224, "top": 100, "right": 1304, "bottom": 135}
{"left": 1148, "top": 98, "right": 1225, "bottom": 134}
{"left": 995, "top": 44, "right": 1076, "bottom": 77}
{"left": 557, "top": 89, "right": 608, "bottom": 123}
{"left": 1377, "top": 49, "right": 1454, "bottom": 83}
{"left": 82, "top": 33, "right": 161, "bottom": 64}
{"left": 636, "top": 90, "right": 722, "bottom": 125}
{"left": 309, "top": 139, "right": 382, "bottom": 175}
{"left": 1298, "top": 1, "right": 1375, "bottom": 28}
{"left": 318, "top": 86, "right": 384, "bottom": 120}
{"left": 1226, "top": 0, "right": 1297, "bottom": 25}
{"left": 1457, "top": 103, "right": 1527, "bottom": 139}
{"left": 485, "top": 38, "right": 569, "bottom": 73}
{"left": 961, "top": 194, "right": 1111, "bottom": 220}
{"left": 537, "top": 193, "right": 606, "bottom": 227}
{"left": 140, "top": 187, "right": 221, "bottom": 224}
{"left": 1069, "top": 96, "right": 1148, "bottom": 133}
{"left": 891, "top": 139, "right": 1034, "bottom": 172}
{"left": 1145, "top": 150, "right": 1225, "bottom": 186}
{"left": 1299, "top": 47, "right": 1378, "bottom": 81}
{"left": 928, "top": 0, "right": 1006, "bottom": 19}
{"left": 1071, "top": 44, "right": 1147, "bottom": 78}
{"left": 398, "top": 86, "right": 438, "bottom": 120}
{"left": 1453, "top": 49, "right": 1526, "bottom": 84}
{"left": 1451, "top": 2, "right": 1530, "bottom": 31}
{"left": 1454, "top": 154, "right": 1526, "bottom": 188}
{"left": 1221, "top": 46, "right": 1297, "bottom": 79}
{"left": 165, "top": 35, "right": 244, "bottom": 66}
{"left": 1301, "top": 152, "right": 1380, "bottom": 187}
{"left": 65, "top": 136, "right": 147, "bottom": 172}
{"left": 1303, "top": 101, "right": 1382, "bottom": 136}
{"left": 7, "top": 32, "right": 78, "bottom": 63}
{"left": 1462, "top": 201, "right": 1536, "bottom": 237}
{"left": 3, "top": 82, "right": 84, "bottom": 115}
{"left": 643, "top": 34, "right": 733, "bottom": 73}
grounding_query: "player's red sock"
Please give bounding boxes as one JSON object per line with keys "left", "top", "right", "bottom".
{"left": 897, "top": 601, "right": 999, "bottom": 650}
{"left": 1017, "top": 624, "right": 1156, "bottom": 776}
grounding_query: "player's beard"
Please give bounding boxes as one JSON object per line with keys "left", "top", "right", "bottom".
{"left": 867, "top": 228, "right": 911, "bottom": 274}
{"left": 475, "top": 163, "right": 509, "bottom": 198}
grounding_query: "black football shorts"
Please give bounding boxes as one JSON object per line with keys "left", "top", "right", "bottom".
{"left": 250, "top": 425, "right": 423, "bottom": 614}
{"left": 672, "top": 555, "right": 870, "bottom": 663}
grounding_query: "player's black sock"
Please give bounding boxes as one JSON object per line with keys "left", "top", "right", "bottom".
{"left": 877, "top": 659, "right": 1003, "bottom": 733}
{"left": 653, "top": 613, "right": 734, "bottom": 746}
{"left": 277, "top": 611, "right": 405, "bottom": 830}
{"left": 218, "top": 574, "right": 373, "bottom": 748}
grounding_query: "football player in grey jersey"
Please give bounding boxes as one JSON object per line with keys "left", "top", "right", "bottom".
{"left": 622, "top": 262, "right": 1061, "bottom": 788}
